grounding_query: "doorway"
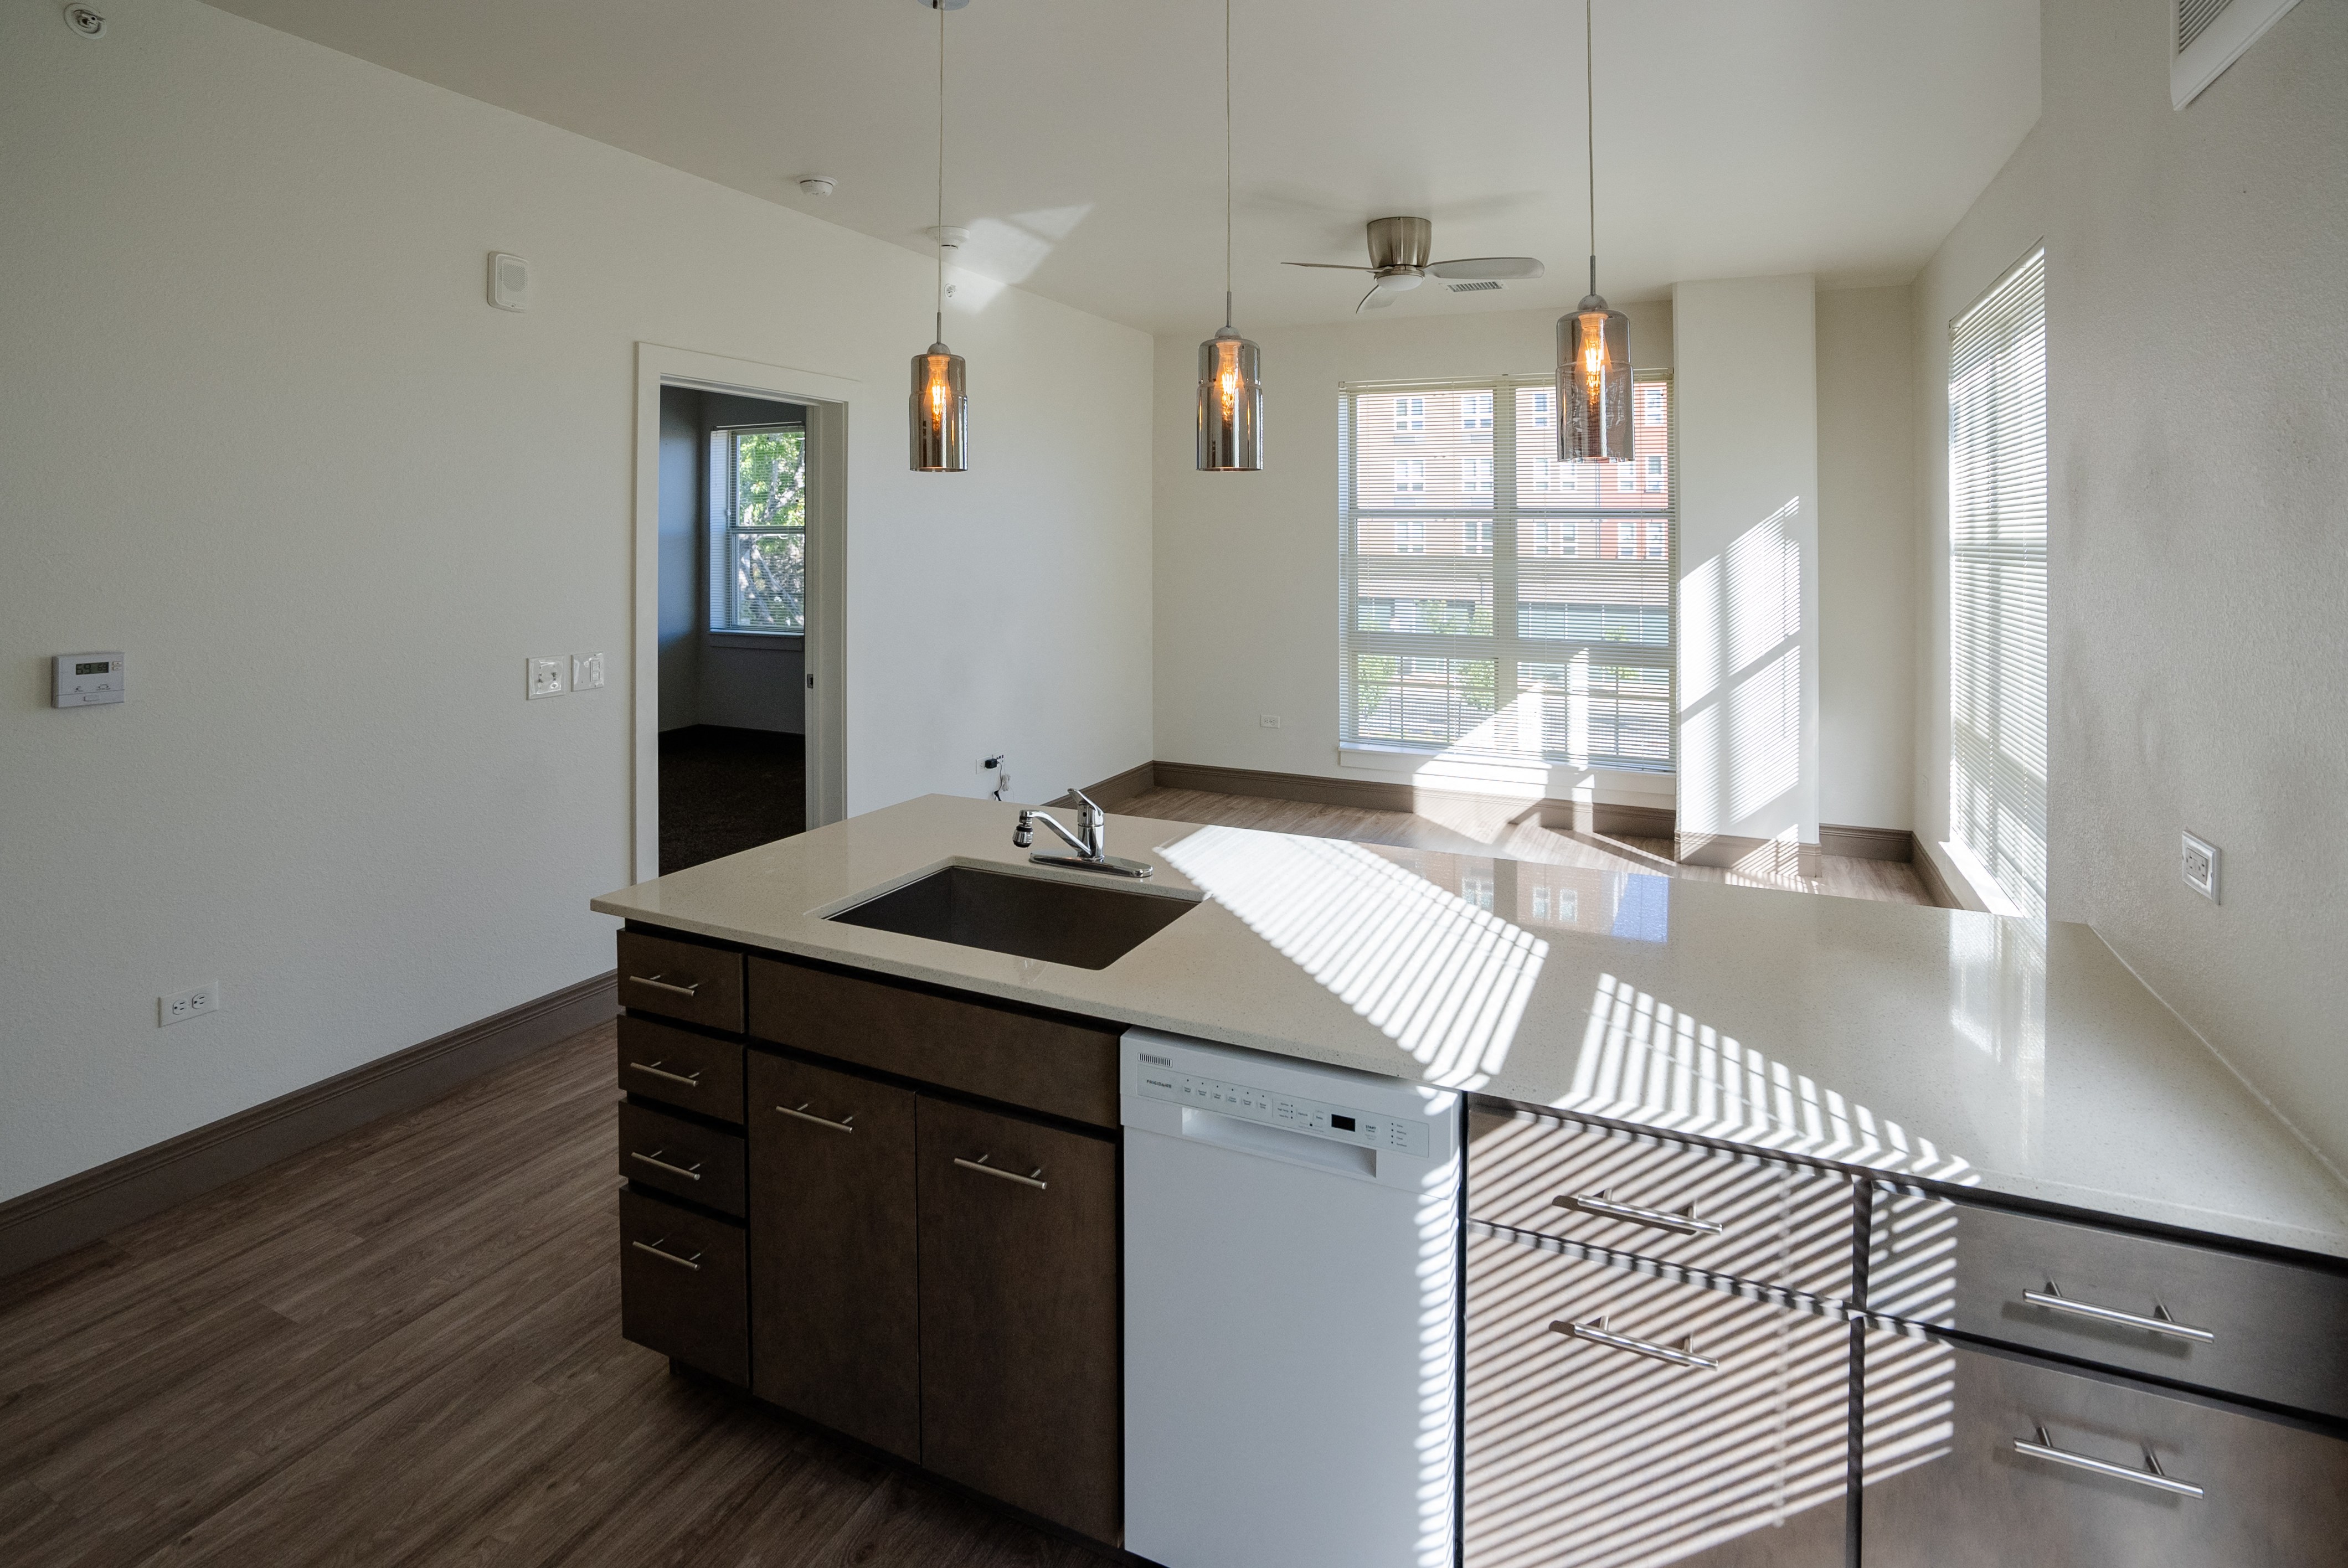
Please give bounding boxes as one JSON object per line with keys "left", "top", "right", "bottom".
{"left": 632, "top": 344, "right": 852, "bottom": 881}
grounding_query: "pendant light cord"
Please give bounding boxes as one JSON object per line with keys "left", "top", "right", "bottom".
{"left": 935, "top": 0, "right": 946, "bottom": 343}
{"left": 1585, "top": 0, "right": 1597, "bottom": 297}
{"left": 1223, "top": 0, "right": 1233, "bottom": 332}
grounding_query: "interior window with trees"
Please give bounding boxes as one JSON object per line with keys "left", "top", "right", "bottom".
{"left": 708, "top": 424, "right": 806, "bottom": 634}
{"left": 1337, "top": 375, "right": 1674, "bottom": 771}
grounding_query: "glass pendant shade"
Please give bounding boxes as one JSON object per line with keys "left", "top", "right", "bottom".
{"left": 1558, "top": 295, "right": 1632, "bottom": 462}
{"left": 1196, "top": 327, "right": 1263, "bottom": 471}
{"left": 909, "top": 342, "right": 967, "bottom": 472}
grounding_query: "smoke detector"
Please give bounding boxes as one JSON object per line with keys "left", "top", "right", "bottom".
{"left": 797, "top": 176, "right": 836, "bottom": 197}
{"left": 929, "top": 225, "right": 969, "bottom": 250}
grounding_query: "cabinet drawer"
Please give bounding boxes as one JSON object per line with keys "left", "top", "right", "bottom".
{"left": 617, "top": 930, "right": 744, "bottom": 1032}
{"left": 617, "top": 1101, "right": 746, "bottom": 1218}
{"left": 1860, "top": 1328, "right": 2348, "bottom": 1567}
{"left": 747, "top": 956, "right": 1119, "bottom": 1128}
{"left": 1868, "top": 1191, "right": 2348, "bottom": 1422}
{"left": 617, "top": 1016, "right": 744, "bottom": 1125}
{"left": 746, "top": 1051, "right": 922, "bottom": 1462}
{"left": 619, "top": 1188, "right": 747, "bottom": 1385}
{"left": 1469, "top": 1105, "right": 1856, "bottom": 1301}
{"left": 918, "top": 1097, "right": 1121, "bottom": 1544}
{"left": 1464, "top": 1236, "right": 1849, "bottom": 1568}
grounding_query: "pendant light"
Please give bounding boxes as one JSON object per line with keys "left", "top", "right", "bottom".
{"left": 1195, "top": 0, "right": 1263, "bottom": 471}
{"left": 910, "top": 0, "right": 968, "bottom": 472}
{"left": 1559, "top": 0, "right": 1630, "bottom": 464}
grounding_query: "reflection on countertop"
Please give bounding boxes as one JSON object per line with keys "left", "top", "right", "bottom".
{"left": 593, "top": 794, "right": 2348, "bottom": 1258}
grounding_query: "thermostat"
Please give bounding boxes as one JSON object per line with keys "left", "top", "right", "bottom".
{"left": 54, "top": 652, "right": 125, "bottom": 707}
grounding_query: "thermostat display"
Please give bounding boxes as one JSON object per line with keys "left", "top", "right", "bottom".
{"left": 54, "top": 652, "right": 125, "bottom": 707}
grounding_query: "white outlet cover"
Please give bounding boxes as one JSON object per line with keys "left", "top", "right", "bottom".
{"left": 570, "top": 652, "right": 605, "bottom": 691}
{"left": 527, "top": 657, "right": 566, "bottom": 699}
{"left": 2182, "top": 830, "right": 2221, "bottom": 902}
{"left": 1259, "top": 714, "right": 1283, "bottom": 728}
{"left": 161, "top": 981, "right": 221, "bottom": 1027}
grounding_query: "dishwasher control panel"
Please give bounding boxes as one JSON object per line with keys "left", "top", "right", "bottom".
{"left": 1135, "top": 1065, "right": 1432, "bottom": 1158}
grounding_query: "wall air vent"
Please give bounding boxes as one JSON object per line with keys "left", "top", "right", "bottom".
{"left": 2172, "top": 0, "right": 2300, "bottom": 108}
{"left": 1445, "top": 280, "right": 1503, "bottom": 293}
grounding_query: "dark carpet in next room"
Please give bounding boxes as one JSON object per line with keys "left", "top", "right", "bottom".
{"left": 659, "top": 724, "right": 805, "bottom": 872}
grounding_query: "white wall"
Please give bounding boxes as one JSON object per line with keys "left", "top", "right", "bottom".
{"left": 1150, "top": 302, "right": 1673, "bottom": 807}
{"left": 0, "top": 0, "right": 1152, "bottom": 1205}
{"left": 1671, "top": 277, "right": 1821, "bottom": 865}
{"left": 1816, "top": 286, "right": 1917, "bottom": 832}
{"left": 1913, "top": 0, "right": 2348, "bottom": 1168}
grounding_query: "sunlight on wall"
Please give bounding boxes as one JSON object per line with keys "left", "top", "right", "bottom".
{"left": 1157, "top": 826, "right": 1548, "bottom": 1089}
{"left": 1678, "top": 498, "right": 1804, "bottom": 842}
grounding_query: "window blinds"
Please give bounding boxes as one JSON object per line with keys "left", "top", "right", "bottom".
{"left": 1948, "top": 250, "right": 2048, "bottom": 919}
{"left": 1338, "top": 375, "right": 1674, "bottom": 771}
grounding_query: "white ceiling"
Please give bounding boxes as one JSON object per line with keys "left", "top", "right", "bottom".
{"left": 204, "top": 0, "right": 2041, "bottom": 336}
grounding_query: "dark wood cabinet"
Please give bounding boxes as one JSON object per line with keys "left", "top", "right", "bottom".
{"left": 916, "top": 1096, "right": 1122, "bottom": 1544}
{"left": 745, "top": 1051, "right": 923, "bottom": 1461}
{"left": 617, "top": 1015, "right": 745, "bottom": 1124}
{"left": 618, "top": 1188, "right": 748, "bottom": 1385}
{"left": 617, "top": 929, "right": 745, "bottom": 1033}
{"left": 617, "top": 1100, "right": 748, "bottom": 1218}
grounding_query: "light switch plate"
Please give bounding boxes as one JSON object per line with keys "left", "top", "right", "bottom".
{"left": 2181, "top": 831, "right": 2220, "bottom": 902}
{"left": 570, "top": 652, "right": 605, "bottom": 692}
{"left": 527, "top": 657, "right": 566, "bottom": 699}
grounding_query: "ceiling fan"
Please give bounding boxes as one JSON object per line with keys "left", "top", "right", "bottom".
{"left": 1285, "top": 216, "right": 1544, "bottom": 313}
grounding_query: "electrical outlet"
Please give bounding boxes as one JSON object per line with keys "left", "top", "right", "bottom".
{"left": 1259, "top": 714, "right": 1284, "bottom": 729}
{"left": 527, "top": 657, "right": 566, "bottom": 699}
{"left": 161, "top": 981, "right": 221, "bottom": 1027}
{"left": 570, "top": 652, "right": 605, "bottom": 692}
{"left": 2181, "top": 831, "right": 2220, "bottom": 902}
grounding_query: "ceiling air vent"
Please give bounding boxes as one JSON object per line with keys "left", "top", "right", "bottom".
{"left": 2172, "top": 0, "right": 2299, "bottom": 108}
{"left": 1446, "top": 280, "right": 1503, "bottom": 293}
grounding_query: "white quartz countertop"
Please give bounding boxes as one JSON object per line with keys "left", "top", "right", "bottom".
{"left": 593, "top": 795, "right": 2348, "bottom": 1260}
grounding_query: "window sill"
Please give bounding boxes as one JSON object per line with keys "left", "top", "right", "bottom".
{"left": 706, "top": 631, "right": 804, "bottom": 651}
{"left": 1336, "top": 742, "right": 1675, "bottom": 795}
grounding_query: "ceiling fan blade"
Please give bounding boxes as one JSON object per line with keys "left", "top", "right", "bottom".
{"left": 1425, "top": 256, "right": 1546, "bottom": 281}
{"left": 1284, "top": 261, "right": 1374, "bottom": 271}
{"left": 1357, "top": 285, "right": 1399, "bottom": 313}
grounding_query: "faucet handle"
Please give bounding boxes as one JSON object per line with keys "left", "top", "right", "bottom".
{"left": 1070, "top": 788, "right": 1103, "bottom": 820}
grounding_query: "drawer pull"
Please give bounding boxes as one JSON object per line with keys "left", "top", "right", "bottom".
{"left": 631, "top": 1237, "right": 704, "bottom": 1272}
{"left": 2023, "top": 1283, "right": 2216, "bottom": 1343}
{"left": 630, "top": 974, "right": 702, "bottom": 999}
{"left": 2014, "top": 1426, "right": 2204, "bottom": 1498}
{"left": 1549, "top": 1314, "right": 1720, "bottom": 1370}
{"left": 628, "top": 1149, "right": 704, "bottom": 1182}
{"left": 776, "top": 1102, "right": 857, "bottom": 1133}
{"left": 625, "top": 1059, "right": 703, "bottom": 1090}
{"left": 1557, "top": 1188, "right": 1724, "bottom": 1237}
{"left": 955, "top": 1154, "right": 1049, "bottom": 1192}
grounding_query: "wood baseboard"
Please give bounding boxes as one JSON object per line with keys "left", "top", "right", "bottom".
{"left": 0, "top": 971, "right": 618, "bottom": 1280}
{"left": 1072, "top": 761, "right": 1156, "bottom": 809}
{"left": 1909, "top": 834, "right": 1960, "bottom": 909}
{"left": 1819, "top": 823, "right": 1914, "bottom": 862}
{"left": 1675, "top": 832, "right": 1824, "bottom": 880}
{"left": 1144, "top": 760, "right": 1676, "bottom": 839}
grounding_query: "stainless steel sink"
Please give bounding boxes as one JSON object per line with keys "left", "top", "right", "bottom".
{"left": 825, "top": 863, "right": 1202, "bottom": 971}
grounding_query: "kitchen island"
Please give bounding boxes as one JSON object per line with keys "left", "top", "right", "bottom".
{"left": 592, "top": 795, "right": 2348, "bottom": 1567}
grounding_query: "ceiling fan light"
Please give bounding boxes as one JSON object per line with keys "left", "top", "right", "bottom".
{"left": 1558, "top": 294, "right": 1631, "bottom": 462}
{"left": 910, "top": 342, "right": 967, "bottom": 472}
{"left": 1197, "top": 327, "right": 1263, "bottom": 472}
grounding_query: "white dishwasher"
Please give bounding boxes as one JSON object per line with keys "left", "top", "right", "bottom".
{"left": 1121, "top": 1029, "right": 1461, "bottom": 1568}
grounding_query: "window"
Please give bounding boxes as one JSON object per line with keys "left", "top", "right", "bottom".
{"left": 709, "top": 424, "right": 805, "bottom": 633}
{"left": 1643, "top": 385, "right": 1666, "bottom": 425}
{"left": 1339, "top": 374, "right": 1674, "bottom": 770}
{"left": 1949, "top": 249, "right": 2048, "bottom": 919}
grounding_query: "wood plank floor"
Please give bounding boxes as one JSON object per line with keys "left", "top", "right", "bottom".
{"left": 1118, "top": 786, "right": 1932, "bottom": 906}
{"left": 0, "top": 1024, "right": 1099, "bottom": 1568}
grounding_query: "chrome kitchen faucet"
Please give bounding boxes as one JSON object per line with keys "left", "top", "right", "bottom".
{"left": 1015, "top": 790, "right": 1153, "bottom": 879}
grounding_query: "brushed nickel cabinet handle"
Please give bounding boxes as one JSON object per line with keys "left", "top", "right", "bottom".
{"left": 629, "top": 1149, "right": 704, "bottom": 1182}
{"left": 630, "top": 974, "right": 702, "bottom": 998}
{"left": 2022, "top": 1283, "right": 2215, "bottom": 1343}
{"left": 1557, "top": 1188, "right": 1724, "bottom": 1236}
{"left": 626, "top": 1059, "right": 702, "bottom": 1089}
{"left": 631, "top": 1238, "right": 703, "bottom": 1271}
{"left": 2015, "top": 1427, "right": 2204, "bottom": 1498}
{"left": 955, "top": 1154, "right": 1048, "bottom": 1191}
{"left": 776, "top": 1102, "right": 856, "bottom": 1133}
{"left": 1549, "top": 1314, "right": 1720, "bottom": 1370}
